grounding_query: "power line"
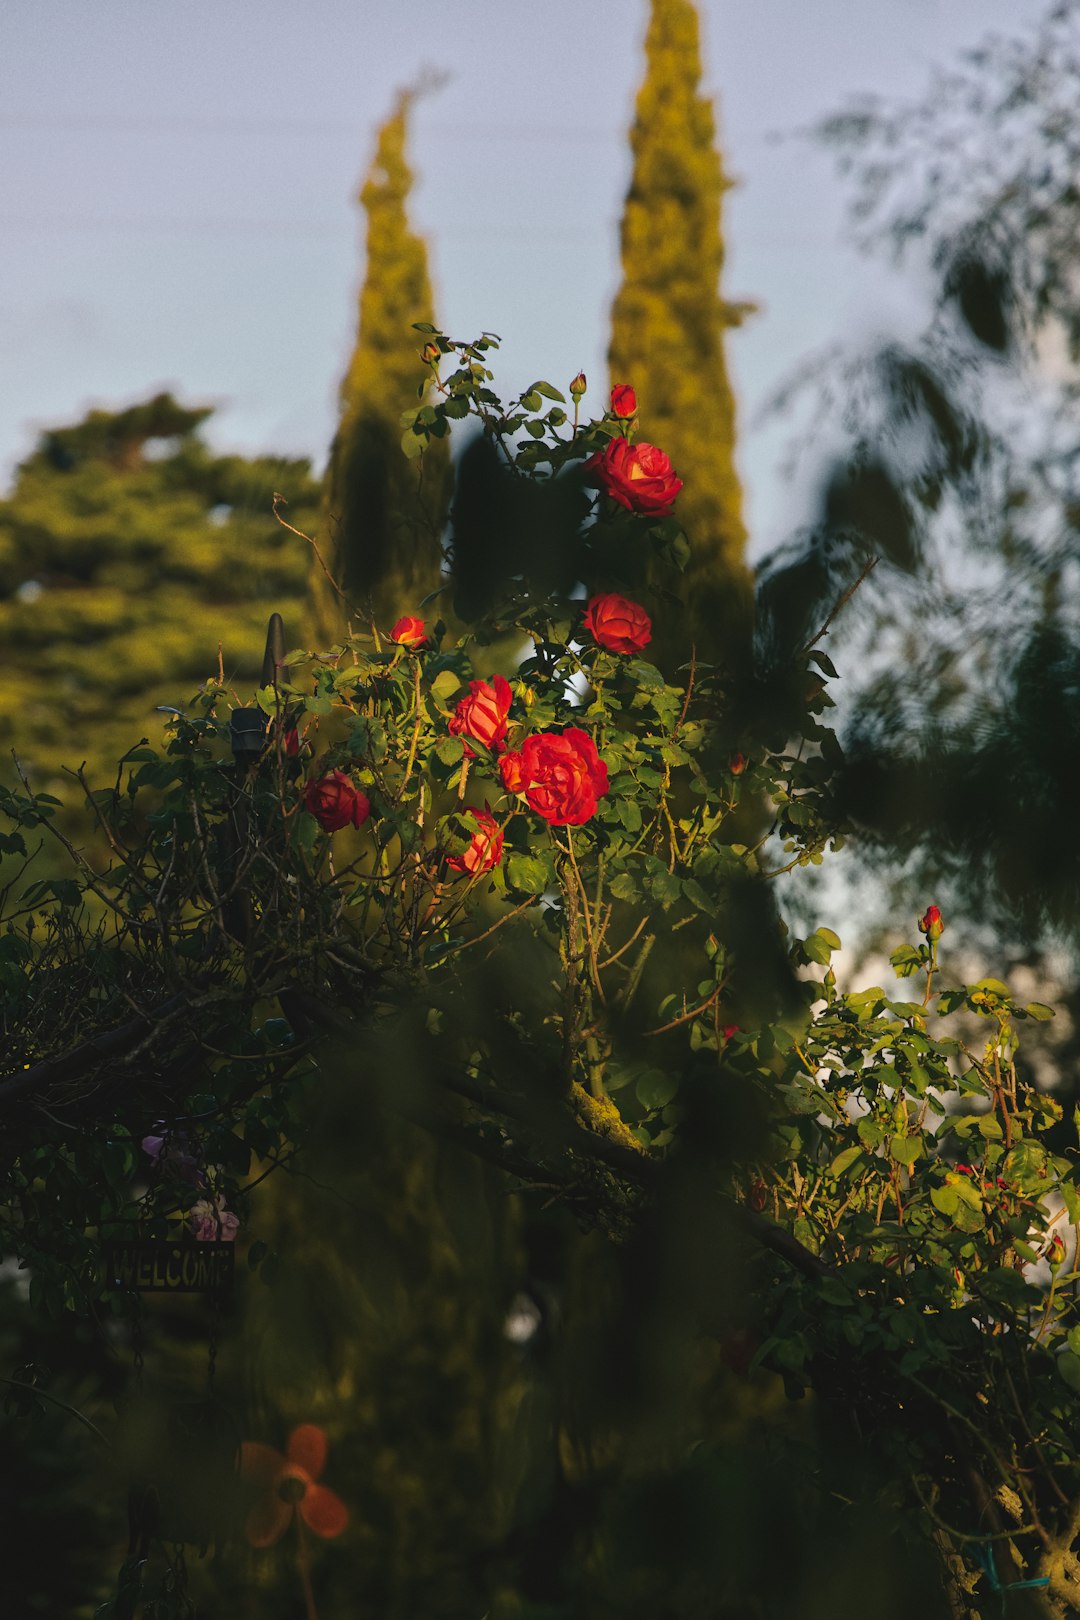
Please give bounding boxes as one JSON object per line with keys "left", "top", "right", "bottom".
{"left": 0, "top": 213, "right": 602, "bottom": 240}
{"left": 0, "top": 112, "right": 618, "bottom": 141}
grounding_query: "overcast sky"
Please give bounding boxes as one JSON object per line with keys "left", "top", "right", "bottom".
{"left": 1, "top": 0, "right": 1036, "bottom": 555}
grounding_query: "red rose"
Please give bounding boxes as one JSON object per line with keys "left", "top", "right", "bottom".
{"left": 918, "top": 904, "right": 944, "bottom": 941}
{"left": 610, "top": 384, "right": 637, "bottom": 418}
{"left": 582, "top": 593, "right": 652, "bottom": 655}
{"left": 586, "top": 438, "right": 682, "bottom": 516}
{"left": 446, "top": 807, "right": 504, "bottom": 876}
{"left": 499, "top": 727, "right": 609, "bottom": 827}
{"left": 729, "top": 752, "right": 747, "bottom": 776}
{"left": 303, "top": 771, "right": 370, "bottom": 832}
{"left": 448, "top": 675, "right": 512, "bottom": 753}
{"left": 390, "top": 614, "right": 428, "bottom": 650}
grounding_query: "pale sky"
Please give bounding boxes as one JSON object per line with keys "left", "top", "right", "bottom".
{"left": 1, "top": 0, "right": 1035, "bottom": 557}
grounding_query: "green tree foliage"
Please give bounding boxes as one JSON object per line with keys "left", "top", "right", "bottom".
{"left": 314, "top": 90, "right": 452, "bottom": 645}
{"left": 608, "top": 0, "right": 752, "bottom": 658}
{"left": 0, "top": 393, "right": 318, "bottom": 821}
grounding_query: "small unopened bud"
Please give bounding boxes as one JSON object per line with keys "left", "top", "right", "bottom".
{"left": 729, "top": 751, "right": 747, "bottom": 776}
{"left": 420, "top": 341, "right": 440, "bottom": 365}
{"left": 1048, "top": 1234, "right": 1066, "bottom": 1267}
{"left": 569, "top": 371, "right": 587, "bottom": 398}
{"left": 918, "top": 904, "right": 944, "bottom": 943}
{"left": 610, "top": 384, "right": 637, "bottom": 418}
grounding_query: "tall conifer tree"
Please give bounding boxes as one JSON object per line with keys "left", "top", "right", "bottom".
{"left": 314, "top": 90, "right": 451, "bottom": 642}
{"left": 608, "top": 0, "right": 751, "bottom": 650}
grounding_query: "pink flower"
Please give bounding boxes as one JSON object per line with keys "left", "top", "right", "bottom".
{"left": 189, "top": 1197, "right": 240, "bottom": 1242}
{"left": 141, "top": 1131, "right": 205, "bottom": 1188}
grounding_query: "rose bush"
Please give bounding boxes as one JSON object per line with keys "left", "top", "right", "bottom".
{"left": 2, "top": 325, "right": 1078, "bottom": 1618}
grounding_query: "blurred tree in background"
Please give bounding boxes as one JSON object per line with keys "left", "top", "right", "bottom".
{"left": 0, "top": 393, "right": 318, "bottom": 824}
{"left": 608, "top": 0, "right": 753, "bottom": 659}
{"left": 313, "top": 86, "right": 453, "bottom": 645}
{"left": 769, "top": 0, "right": 1080, "bottom": 954}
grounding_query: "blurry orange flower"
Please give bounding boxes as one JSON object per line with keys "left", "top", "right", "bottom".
{"left": 240, "top": 1424, "right": 348, "bottom": 1547}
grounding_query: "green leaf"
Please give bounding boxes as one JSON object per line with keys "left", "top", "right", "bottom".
{"left": 890, "top": 1134, "right": 922, "bottom": 1166}
{"left": 430, "top": 669, "right": 461, "bottom": 701}
{"left": 1058, "top": 1351, "right": 1080, "bottom": 1392}
{"left": 530, "top": 380, "right": 566, "bottom": 402}
{"left": 931, "top": 1186, "right": 959, "bottom": 1217}
{"left": 505, "top": 853, "right": 550, "bottom": 895}
{"left": 435, "top": 737, "right": 465, "bottom": 767}
{"left": 1023, "top": 1002, "right": 1055, "bottom": 1021}
{"left": 636, "top": 1070, "right": 678, "bottom": 1111}
{"left": 829, "top": 1145, "right": 864, "bottom": 1178}
{"left": 608, "top": 870, "right": 639, "bottom": 901}
{"left": 890, "top": 944, "right": 924, "bottom": 979}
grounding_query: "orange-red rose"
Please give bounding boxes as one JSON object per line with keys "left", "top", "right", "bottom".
{"left": 499, "top": 728, "right": 609, "bottom": 826}
{"left": 446, "top": 807, "right": 504, "bottom": 875}
{"left": 303, "top": 771, "right": 370, "bottom": 832}
{"left": 610, "top": 384, "right": 637, "bottom": 418}
{"left": 390, "top": 614, "right": 427, "bottom": 649}
{"left": 587, "top": 438, "right": 682, "bottom": 516}
{"left": 448, "top": 675, "right": 512, "bottom": 753}
{"left": 582, "top": 592, "right": 651, "bottom": 654}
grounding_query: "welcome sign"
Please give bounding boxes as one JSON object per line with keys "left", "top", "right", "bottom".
{"left": 104, "top": 1241, "right": 234, "bottom": 1294}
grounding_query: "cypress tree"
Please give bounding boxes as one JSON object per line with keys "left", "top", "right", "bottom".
{"left": 314, "top": 90, "right": 452, "bottom": 643}
{"left": 608, "top": 0, "right": 751, "bottom": 653}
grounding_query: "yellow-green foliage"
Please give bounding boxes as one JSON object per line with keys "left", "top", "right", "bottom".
{"left": 0, "top": 396, "right": 319, "bottom": 809}
{"left": 314, "top": 91, "right": 452, "bottom": 644}
{"left": 609, "top": 0, "right": 750, "bottom": 644}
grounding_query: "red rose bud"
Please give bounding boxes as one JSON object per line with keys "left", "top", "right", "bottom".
{"left": 303, "top": 771, "right": 370, "bottom": 833}
{"left": 585, "top": 438, "right": 682, "bottom": 516}
{"left": 283, "top": 727, "right": 301, "bottom": 757}
{"left": 420, "top": 341, "right": 440, "bottom": 364}
{"left": 918, "top": 904, "right": 944, "bottom": 942}
{"left": 390, "top": 614, "right": 428, "bottom": 650}
{"left": 610, "top": 384, "right": 637, "bottom": 418}
{"left": 749, "top": 1177, "right": 767, "bottom": 1212}
{"left": 446, "top": 807, "right": 504, "bottom": 876}
{"left": 1049, "top": 1234, "right": 1067, "bottom": 1266}
{"left": 569, "top": 370, "right": 587, "bottom": 398}
{"left": 729, "top": 752, "right": 747, "bottom": 776}
{"left": 582, "top": 592, "right": 652, "bottom": 655}
{"left": 499, "top": 727, "right": 609, "bottom": 826}
{"left": 448, "top": 675, "right": 513, "bottom": 753}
